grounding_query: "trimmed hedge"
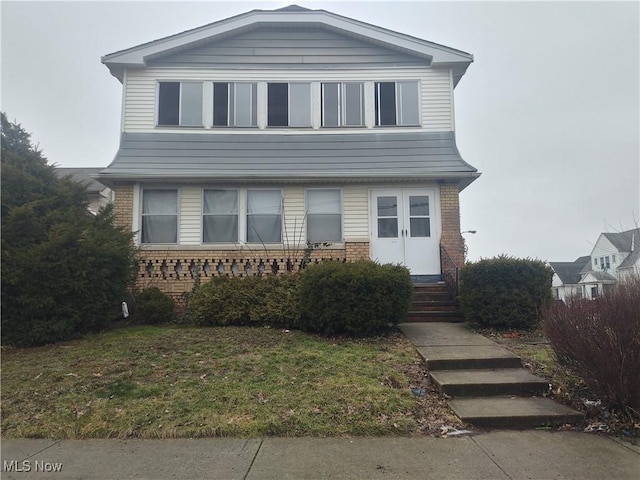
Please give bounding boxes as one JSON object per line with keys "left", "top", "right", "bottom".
{"left": 458, "top": 255, "right": 553, "bottom": 330}
{"left": 187, "top": 275, "right": 301, "bottom": 327}
{"left": 298, "top": 260, "right": 412, "bottom": 336}
{"left": 133, "top": 287, "right": 176, "bottom": 324}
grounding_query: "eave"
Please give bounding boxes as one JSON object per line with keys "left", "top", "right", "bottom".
{"left": 102, "top": 7, "right": 473, "bottom": 84}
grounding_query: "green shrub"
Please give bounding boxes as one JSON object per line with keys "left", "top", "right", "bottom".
{"left": 133, "top": 287, "right": 176, "bottom": 324}
{"left": 544, "top": 276, "right": 640, "bottom": 419}
{"left": 187, "top": 275, "right": 301, "bottom": 327}
{"left": 298, "top": 260, "right": 412, "bottom": 336}
{"left": 458, "top": 255, "right": 553, "bottom": 330}
{"left": 1, "top": 115, "right": 137, "bottom": 346}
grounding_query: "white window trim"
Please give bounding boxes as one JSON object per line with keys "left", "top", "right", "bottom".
{"left": 246, "top": 188, "right": 284, "bottom": 243}
{"left": 374, "top": 80, "right": 421, "bottom": 127}
{"left": 156, "top": 81, "right": 204, "bottom": 127}
{"left": 202, "top": 188, "right": 240, "bottom": 244}
{"left": 305, "top": 187, "right": 344, "bottom": 243}
{"left": 155, "top": 79, "right": 423, "bottom": 130}
{"left": 198, "top": 188, "right": 283, "bottom": 245}
{"left": 140, "top": 186, "right": 181, "bottom": 245}
{"left": 320, "top": 82, "right": 365, "bottom": 128}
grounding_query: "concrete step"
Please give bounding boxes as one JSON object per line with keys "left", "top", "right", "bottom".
{"left": 411, "top": 301, "right": 459, "bottom": 312}
{"left": 449, "top": 396, "right": 583, "bottom": 429}
{"left": 416, "top": 345, "right": 523, "bottom": 370}
{"left": 430, "top": 368, "right": 550, "bottom": 397}
{"left": 405, "top": 312, "right": 465, "bottom": 323}
{"left": 412, "top": 291, "right": 453, "bottom": 302}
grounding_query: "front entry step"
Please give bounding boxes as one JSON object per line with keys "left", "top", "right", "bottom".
{"left": 406, "top": 284, "right": 462, "bottom": 323}
{"left": 430, "top": 368, "right": 550, "bottom": 397}
{"left": 405, "top": 311, "right": 465, "bottom": 323}
{"left": 449, "top": 396, "right": 583, "bottom": 429}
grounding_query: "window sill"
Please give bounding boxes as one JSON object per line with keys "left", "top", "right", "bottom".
{"left": 373, "top": 124, "right": 422, "bottom": 128}
{"left": 155, "top": 125, "right": 206, "bottom": 129}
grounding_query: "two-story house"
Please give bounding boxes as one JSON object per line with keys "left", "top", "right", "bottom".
{"left": 578, "top": 228, "right": 640, "bottom": 299}
{"left": 550, "top": 227, "right": 640, "bottom": 300}
{"left": 98, "top": 5, "right": 480, "bottom": 297}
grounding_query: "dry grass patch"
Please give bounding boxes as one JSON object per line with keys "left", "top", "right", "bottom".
{"left": 1, "top": 326, "right": 461, "bottom": 439}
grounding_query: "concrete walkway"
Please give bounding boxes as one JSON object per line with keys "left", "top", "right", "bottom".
{"left": 2, "top": 433, "right": 639, "bottom": 479}
{"left": 399, "top": 322, "right": 582, "bottom": 428}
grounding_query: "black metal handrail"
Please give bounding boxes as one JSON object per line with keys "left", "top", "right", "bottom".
{"left": 440, "top": 244, "right": 459, "bottom": 298}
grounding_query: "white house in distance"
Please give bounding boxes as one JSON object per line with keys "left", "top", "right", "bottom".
{"left": 97, "top": 5, "right": 480, "bottom": 297}
{"left": 551, "top": 227, "right": 640, "bottom": 300}
{"left": 549, "top": 256, "right": 590, "bottom": 302}
{"left": 55, "top": 167, "right": 112, "bottom": 215}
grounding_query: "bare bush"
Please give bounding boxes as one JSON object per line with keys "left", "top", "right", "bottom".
{"left": 543, "top": 275, "right": 640, "bottom": 420}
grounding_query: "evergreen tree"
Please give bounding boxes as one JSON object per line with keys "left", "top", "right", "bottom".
{"left": 1, "top": 113, "right": 137, "bottom": 346}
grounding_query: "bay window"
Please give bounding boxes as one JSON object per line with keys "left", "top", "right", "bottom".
{"left": 141, "top": 189, "right": 178, "bottom": 244}
{"left": 307, "top": 189, "right": 342, "bottom": 242}
{"left": 157, "top": 82, "right": 203, "bottom": 126}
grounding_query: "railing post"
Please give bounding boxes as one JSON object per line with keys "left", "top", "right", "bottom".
{"left": 439, "top": 243, "right": 459, "bottom": 299}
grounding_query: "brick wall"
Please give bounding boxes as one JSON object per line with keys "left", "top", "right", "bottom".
{"left": 345, "top": 241, "right": 370, "bottom": 262}
{"left": 136, "top": 247, "right": 346, "bottom": 299}
{"left": 439, "top": 183, "right": 464, "bottom": 267}
{"left": 112, "top": 184, "right": 134, "bottom": 231}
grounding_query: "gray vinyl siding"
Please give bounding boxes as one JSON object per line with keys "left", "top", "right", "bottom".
{"left": 147, "top": 28, "right": 425, "bottom": 69}
{"left": 100, "top": 131, "right": 477, "bottom": 186}
{"left": 123, "top": 67, "right": 452, "bottom": 131}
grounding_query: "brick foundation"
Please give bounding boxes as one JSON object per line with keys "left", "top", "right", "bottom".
{"left": 135, "top": 242, "right": 370, "bottom": 299}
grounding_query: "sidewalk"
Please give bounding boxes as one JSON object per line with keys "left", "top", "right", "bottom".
{"left": 2, "top": 431, "right": 639, "bottom": 479}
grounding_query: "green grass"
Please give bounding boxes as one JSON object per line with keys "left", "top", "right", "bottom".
{"left": 1, "top": 325, "right": 458, "bottom": 439}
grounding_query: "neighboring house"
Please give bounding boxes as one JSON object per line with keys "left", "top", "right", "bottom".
{"left": 55, "top": 167, "right": 112, "bottom": 215}
{"left": 579, "top": 228, "right": 640, "bottom": 298}
{"left": 552, "top": 228, "right": 640, "bottom": 301}
{"left": 97, "top": 5, "right": 480, "bottom": 297}
{"left": 549, "top": 256, "right": 590, "bottom": 301}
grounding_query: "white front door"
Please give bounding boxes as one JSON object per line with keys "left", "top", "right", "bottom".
{"left": 370, "top": 189, "right": 440, "bottom": 274}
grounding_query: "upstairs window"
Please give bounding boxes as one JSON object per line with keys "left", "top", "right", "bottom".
{"left": 213, "top": 82, "right": 257, "bottom": 127}
{"left": 247, "top": 190, "right": 282, "bottom": 242}
{"left": 307, "top": 189, "right": 342, "bottom": 242}
{"left": 375, "top": 81, "right": 420, "bottom": 126}
{"left": 141, "top": 189, "right": 178, "bottom": 244}
{"left": 267, "top": 83, "right": 311, "bottom": 127}
{"left": 322, "top": 83, "right": 364, "bottom": 127}
{"left": 157, "top": 82, "right": 203, "bottom": 126}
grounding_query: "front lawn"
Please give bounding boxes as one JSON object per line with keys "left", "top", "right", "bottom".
{"left": 1, "top": 326, "right": 461, "bottom": 438}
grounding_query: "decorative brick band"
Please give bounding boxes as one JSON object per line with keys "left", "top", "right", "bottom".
{"left": 134, "top": 242, "right": 370, "bottom": 299}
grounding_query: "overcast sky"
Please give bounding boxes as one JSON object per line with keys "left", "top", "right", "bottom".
{"left": 2, "top": 1, "right": 639, "bottom": 262}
